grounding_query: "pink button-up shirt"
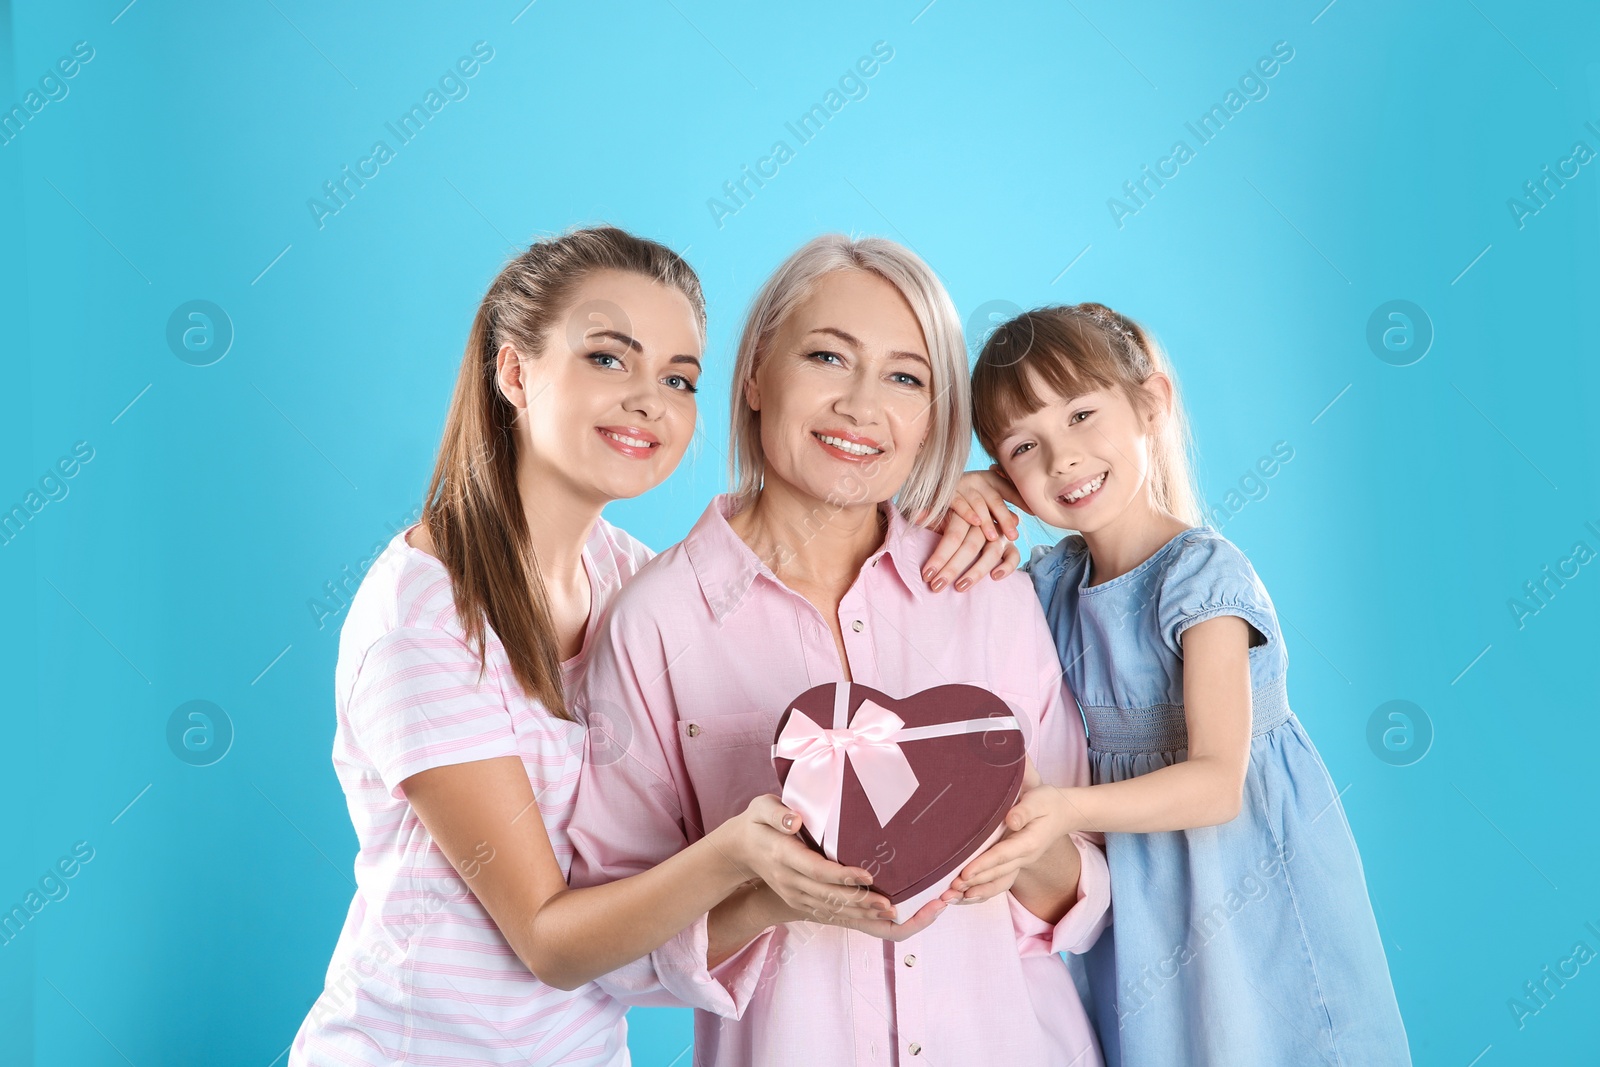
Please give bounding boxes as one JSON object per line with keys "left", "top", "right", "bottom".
{"left": 567, "top": 496, "right": 1110, "bottom": 1067}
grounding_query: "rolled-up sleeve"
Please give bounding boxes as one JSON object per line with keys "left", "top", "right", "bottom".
{"left": 565, "top": 603, "right": 775, "bottom": 1017}
{"left": 1009, "top": 830, "right": 1112, "bottom": 956}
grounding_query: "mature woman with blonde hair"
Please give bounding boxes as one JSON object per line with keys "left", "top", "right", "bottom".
{"left": 568, "top": 234, "right": 1112, "bottom": 1066}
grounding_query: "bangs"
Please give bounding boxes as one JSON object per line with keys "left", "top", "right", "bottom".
{"left": 971, "top": 310, "right": 1123, "bottom": 459}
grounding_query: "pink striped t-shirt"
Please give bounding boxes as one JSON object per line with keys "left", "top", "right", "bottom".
{"left": 289, "top": 516, "right": 652, "bottom": 1067}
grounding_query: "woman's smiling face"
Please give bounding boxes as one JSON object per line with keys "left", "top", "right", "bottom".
{"left": 995, "top": 372, "right": 1165, "bottom": 534}
{"left": 745, "top": 269, "right": 934, "bottom": 509}
{"left": 512, "top": 269, "right": 704, "bottom": 504}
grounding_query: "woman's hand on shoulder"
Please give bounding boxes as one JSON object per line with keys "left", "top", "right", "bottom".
{"left": 710, "top": 794, "right": 899, "bottom": 925}
{"left": 917, "top": 467, "right": 1031, "bottom": 593}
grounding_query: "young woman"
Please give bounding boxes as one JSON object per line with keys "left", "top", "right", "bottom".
{"left": 289, "top": 227, "right": 1012, "bottom": 1066}
{"left": 566, "top": 235, "right": 1112, "bottom": 1067}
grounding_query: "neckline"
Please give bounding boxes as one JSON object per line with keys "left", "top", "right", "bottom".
{"left": 399, "top": 522, "right": 602, "bottom": 667}
{"left": 707, "top": 493, "right": 920, "bottom": 601}
{"left": 1078, "top": 526, "right": 1200, "bottom": 594}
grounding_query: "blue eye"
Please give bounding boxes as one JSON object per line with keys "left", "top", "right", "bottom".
{"left": 589, "top": 352, "right": 624, "bottom": 370}
{"left": 664, "top": 375, "right": 698, "bottom": 393}
{"left": 889, "top": 372, "right": 925, "bottom": 388}
{"left": 808, "top": 350, "right": 844, "bottom": 365}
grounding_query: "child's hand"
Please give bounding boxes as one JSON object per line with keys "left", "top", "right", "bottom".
{"left": 918, "top": 468, "right": 1029, "bottom": 592}
{"left": 948, "top": 774, "right": 1073, "bottom": 904}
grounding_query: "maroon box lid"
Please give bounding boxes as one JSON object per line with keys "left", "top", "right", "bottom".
{"left": 772, "top": 682, "right": 1026, "bottom": 906}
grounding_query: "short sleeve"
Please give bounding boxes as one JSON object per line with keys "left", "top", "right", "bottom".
{"left": 345, "top": 627, "right": 520, "bottom": 798}
{"left": 1021, "top": 535, "right": 1081, "bottom": 609}
{"left": 1155, "top": 532, "right": 1278, "bottom": 659}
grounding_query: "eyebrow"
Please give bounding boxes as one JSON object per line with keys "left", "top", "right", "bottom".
{"left": 588, "top": 329, "right": 642, "bottom": 353}
{"left": 806, "top": 327, "right": 931, "bottom": 369}
{"left": 589, "top": 329, "right": 701, "bottom": 370}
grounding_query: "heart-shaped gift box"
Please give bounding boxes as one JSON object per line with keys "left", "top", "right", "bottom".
{"left": 771, "top": 681, "right": 1027, "bottom": 922}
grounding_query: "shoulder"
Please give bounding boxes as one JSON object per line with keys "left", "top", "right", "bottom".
{"left": 590, "top": 515, "right": 655, "bottom": 581}
{"left": 1021, "top": 532, "right": 1089, "bottom": 607}
{"left": 1156, "top": 527, "right": 1266, "bottom": 593}
{"left": 340, "top": 530, "right": 463, "bottom": 650}
{"left": 592, "top": 534, "right": 701, "bottom": 636}
{"left": 1154, "top": 528, "right": 1278, "bottom": 651}
{"left": 334, "top": 533, "right": 492, "bottom": 709}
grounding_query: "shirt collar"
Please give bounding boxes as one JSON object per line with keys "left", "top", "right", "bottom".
{"left": 685, "top": 494, "right": 929, "bottom": 623}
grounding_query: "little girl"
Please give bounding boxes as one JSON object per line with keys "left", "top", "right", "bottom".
{"left": 951, "top": 303, "right": 1410, "bottom": 1066}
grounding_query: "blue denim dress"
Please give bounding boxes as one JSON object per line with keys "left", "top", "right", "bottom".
{"left": 1028, "top": 528, "right": 1410, "bottom": 1067}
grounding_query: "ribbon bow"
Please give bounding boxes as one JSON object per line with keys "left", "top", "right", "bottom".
{"left": 773, "top": 698, "right": 921, "bottom": 860}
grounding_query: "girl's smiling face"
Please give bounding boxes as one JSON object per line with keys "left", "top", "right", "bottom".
{"left": 995, "top": 370, "right": 1170, "bottom": 533}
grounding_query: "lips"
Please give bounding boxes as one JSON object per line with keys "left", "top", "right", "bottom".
{"left": 1057, "top": 470, "right": 1107, "bottom": 508}
{"left": 812, "top": 429, "right": 885, "bottom": 462}
{"left": 596, "top": 426, "right": 660, "bottom": 459}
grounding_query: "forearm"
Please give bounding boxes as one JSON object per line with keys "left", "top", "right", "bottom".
{"left": 707, "top": 882, "right": 791, "bottom": 970}
{"left": 1009, "top": 832, "right": 1082, "bottom": 924}
{"left": 1055, "top": 757, "right": 1242, "bottom": 834}
{"left": 520, "top": 831, "right": 751, "bottom": 989}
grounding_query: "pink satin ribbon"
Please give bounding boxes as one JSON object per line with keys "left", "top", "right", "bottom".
{"left": 773, "top": 698, "right": 922, "bottom": 860}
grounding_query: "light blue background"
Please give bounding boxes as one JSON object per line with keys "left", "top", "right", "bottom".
{"left": 2, "top": 1, "right": 1597, "bottom": 1064}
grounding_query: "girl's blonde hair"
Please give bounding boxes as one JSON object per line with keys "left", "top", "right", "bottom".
{"left": 971, "top": 302, "right": 1202, "bottom": 525}
{"left": 728, "top": 234, "right": 968, "bottom": 523}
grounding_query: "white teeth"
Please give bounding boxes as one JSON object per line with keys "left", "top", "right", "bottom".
{"left": 817, "top": 433, "right": 882, "bottom": 457}
{"left": 603, "top": 431, "right": 651, "bottom": 448}
{"left": 1062, "top": 473, "right": 1105, "bottom": 503}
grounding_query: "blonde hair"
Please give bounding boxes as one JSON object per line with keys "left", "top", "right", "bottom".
{"left": 423, "top": 226, "right": 704, "bottom": 720}
{"left": 971, "top": 302, "right": 1202, "bottom": 525}
{"left": 727, "top": 234, "right": 968, "bottom": 523}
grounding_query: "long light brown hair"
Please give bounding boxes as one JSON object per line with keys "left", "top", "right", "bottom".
{"left": 421, "top": 227, "right": 704, "bottom": 720}
{"left": 971, "top": 302, "right": 1202, "bottom": 525}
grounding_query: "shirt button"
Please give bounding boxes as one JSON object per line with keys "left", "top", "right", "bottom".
{"left": 852, "top": 620, "right": 864, "bottom": 632}
{"left": 903, "top": 953, "right": 916, "bottom": 967}
{"left": 686, "top": 723, "right": 701, "bottom": 738}
{"left": 909, "top": 1043, "right": 922, "bottom": 1056}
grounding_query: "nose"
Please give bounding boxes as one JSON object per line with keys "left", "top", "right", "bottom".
{"left": 1044, "top": 437, "right": 1079, "bottom": 476}
{"left": 621, "top": 376, "right": 666, "bottom": 422}
{"left": 831, "top": 366, "right": 880, "bottom": 425}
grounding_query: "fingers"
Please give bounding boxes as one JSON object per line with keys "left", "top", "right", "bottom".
{"left": 791, "top": 881, "right": 895, "bottom": 923}
{"left": 844, "top": 898, "right": 950, "bottom": 941}
{"left": 953, "top": 812, "right": 1056, "bottom": 889}
{"left": 955, "top": 872, "right": 1018, "bottom": 904}
{"left": 920, "top": 516, "right": 970, "bottom": 592}
{"left": 1005, "top": 784, "right": 1058, "bottom": 831}
{"left": 887, "top": 898, "right": 948, "bottom": 939}
{"left": 936, "top": 526, "right": 990, "bottom": 593}
{"left": 993, "top": 540, "right": 1020, "bottom": 580}
{"left": 967, "top": 476, "right": 1020, "bottom": 541}
{"left": 747, "top": 793, "right": 802, "bottom": 835}
{"left": 799, "top": 890, "right": 895, "bottom": 924}
{"left": 958, "top": 851, "right": 1031, "bottom": 892}
{"left": 947, "top": 492, "right": 985, "bottom": 533}
{"left": 954, "top": 531, "right": 1012, "bottom": 590}
{"left": 985, "top": 465, "right": 1032, "bottom": 513}
{"left": 790, "top": 845, "right": 874, "bottom": 889}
